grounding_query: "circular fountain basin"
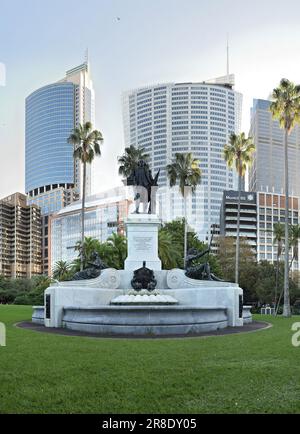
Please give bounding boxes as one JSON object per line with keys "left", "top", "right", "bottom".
{"left": 62, "top": 305, "right": 228, "bottom": 336}
{"left": 32, "top": 306, "right": 45, "bottom": 325}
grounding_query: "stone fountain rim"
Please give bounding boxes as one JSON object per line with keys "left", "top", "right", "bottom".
{"left": 62, "top": 305, "right": 228, "bottom": 311}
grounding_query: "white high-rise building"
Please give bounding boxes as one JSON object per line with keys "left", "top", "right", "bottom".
{"left": 122, "top": 75, "right": 242, "bottom": 240}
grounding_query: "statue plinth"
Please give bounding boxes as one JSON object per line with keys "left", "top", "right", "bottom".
{"left": 124, "top": 213, "right": 162, "bottom": 271}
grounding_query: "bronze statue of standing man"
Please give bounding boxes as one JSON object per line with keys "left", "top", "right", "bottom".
{"left": 127, "top": 160, "right": 160, "bottom": 214}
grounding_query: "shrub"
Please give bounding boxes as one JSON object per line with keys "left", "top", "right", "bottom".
{"left": 0, "top": 289, "right": 17, "bottom": 304}
{"left": 13, "top": 294, "right": 31, "bottom": 305}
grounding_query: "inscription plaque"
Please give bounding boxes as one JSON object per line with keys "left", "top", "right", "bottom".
{"left": 239, "top": 295, "right": 243, "bottom": 319}
{"left": 46, "top": 294, "right": 51, "bottom": 320}
{"left": 132, "top": 236, "right": 152, "bottom": 252}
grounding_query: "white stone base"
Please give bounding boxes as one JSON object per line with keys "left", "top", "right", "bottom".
{"left": 62, "top": 305, "right": 228, "bottom": 336}
{"left": 124, "top": 213, "right": 162, "bottom": 271}
{"left": 36, "top": 266, "right": 247, "bottom": 335}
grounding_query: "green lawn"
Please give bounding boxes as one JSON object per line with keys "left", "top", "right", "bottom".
{"left": 0, "top": 305, "right": 300, "bottom": 414}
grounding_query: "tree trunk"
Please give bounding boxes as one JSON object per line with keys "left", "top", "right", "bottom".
{"left": 235, "top": 169, "right": 242, "bottom": 284}
{"left": 289, "top": 252, "right": 295, "bottom": 271}
{"left": 81, "top": 161, "right": 87, "bottom": 272}
{"left": 184, "top": 198, "right": 187, "bottom": 269}
{"left": 283, "top": 128, "right": 291, "bottom": 317}
{"left": 275, "top": 247, "right": 280, "bottom": 309}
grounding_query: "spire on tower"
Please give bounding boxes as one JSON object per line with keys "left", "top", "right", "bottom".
{"left": 226, "top": 33, "right": 229, "bottom": 80}
{"left": 85, "top": 48, "right": 89, "bottom": 66}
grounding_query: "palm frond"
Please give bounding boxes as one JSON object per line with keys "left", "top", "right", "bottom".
{"left": 68, "top": 122, "right": 103, "bottom": 164}
{"left": 270, "top": 78, "right": 300, "bottom": 133}
{"left": 166, "top": 152, "right": 202, "bottom": 197}
{"left": 224, "top": 133, "right": 255, "bottom": 177}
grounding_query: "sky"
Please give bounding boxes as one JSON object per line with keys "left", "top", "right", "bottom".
{"left": 1, "top": 0, "right": 300, "bottom": 198}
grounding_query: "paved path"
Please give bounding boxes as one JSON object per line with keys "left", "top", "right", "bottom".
{"left": 16, "top": 320, "right": 271, "bottom": 340}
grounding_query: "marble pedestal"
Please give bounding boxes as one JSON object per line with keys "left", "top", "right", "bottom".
{"left": 124, "top": 213, "right": 162, "bottom": 271}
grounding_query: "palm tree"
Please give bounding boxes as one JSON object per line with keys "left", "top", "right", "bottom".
{"left": 68, "top": 122, "right": 103, "bottom": 270}
{"left": 53, "top": 260, "right": 72, "bottom": 281}
{"left": 158, "top": 230, "right": 181, "bottom": 269}
{"left": 166, "top": 153, "right": 201, "bottom": 267}
{"left": 273, "top": 222, "right": 285, "bottom": 308}
{"left": 270, "top": 79, "right": 300, "bottom": 317}
{"left": 289, "top": 224, "right": 300, "bottom": 271}
{"left": 75, "top": 236, "right": 101, "bottom": 269}
{"left": 224, "top": 133, "right": 255, "bottom": 284}
{"left": 118, "top": 145, "right": 149, "bottom": 179}
{"left": 107, "top": 233, "right": 127, "bottom": 269}
{"left": 73, "top": 237, "right": 115, "bottom": 271}
{"left": 95, "top": 242, "right": 115, "bottom": 268}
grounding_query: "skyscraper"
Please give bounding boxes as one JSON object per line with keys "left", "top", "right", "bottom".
{"left": 26, "top": 61, "right": 95, "bottom": 274}
{"left": 219, "top": 190, "right": 299, "bottom": 271}
{"left": 0, "top": 193, "right": 42, "bottom": 278}
{"left": 220, "top": 190, "right": 257, "bottom": 251}
{"left": 249, "top": 98, "right": 300, "bottom": 196}
{"left": 122, "top": 75, "right": 242, "bottom": 239}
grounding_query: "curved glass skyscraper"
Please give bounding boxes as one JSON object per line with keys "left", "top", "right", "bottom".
{"left": 25, "top": 82, "right": 75, "bottom": 195}
{"left": 25, "top": 61, "right": 95, "bottom": 274}
{"left": 122, "top": 75, "right": 242, "bottom": 239}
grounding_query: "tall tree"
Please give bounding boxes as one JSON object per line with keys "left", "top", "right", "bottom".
{"left": 166, "top": 153, "right": 201, "bottom": 267}
{"left": 224, "top": 133, "right": 255, "bottom": 284}
{"left": 118, "top": 145, "right": 149, "bottom": 179}
{"left": 273, "top": 222, "right": 285, "bottom": 307}
{"left": 68, "top": 122, "right": 103, "bottom": 270}
{"left": 270, "top": 78, "right": 300, "bottom": 317}
{"left": 217, "top": 236, "right": 257, "bottom": 303}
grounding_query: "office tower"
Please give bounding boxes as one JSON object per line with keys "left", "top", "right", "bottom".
{"left": 220, "top": 190, "right": 257, "bottom": 251}
{"left": 26, "top": 61, "right": 95, "bottom": 274}
{"left": 257, "top": 192, "right": 298, "bottom": 269}
{"left": 50, "top": 189, "right": 131, "bottom": 272}
{"left": 249, "top": 99, "right": 300, "bottom": 196}
{"left": 122, "top": 75, "right": 242, "bottom": 240}
{"left": 0, "top": 193, "right": 42, "bottom": 278}
{"left": 220, "top": 190, "right": 299, "bottom": 271}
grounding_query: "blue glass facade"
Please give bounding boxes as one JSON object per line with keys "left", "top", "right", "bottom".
{"left": 25, "top": 82, "right": 75, "bottom": 193}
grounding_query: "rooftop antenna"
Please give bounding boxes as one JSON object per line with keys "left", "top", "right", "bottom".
{"left": 226, "top": 33, "right": 230, "bottom": 83}
{"left": 85, "top": 47, "right": 89, "bottom": 66}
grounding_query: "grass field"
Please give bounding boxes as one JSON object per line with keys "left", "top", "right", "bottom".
{"left": 0, "top": 305, "right": 300, "bottom": 414}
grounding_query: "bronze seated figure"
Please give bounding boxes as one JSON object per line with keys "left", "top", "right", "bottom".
{"left": 185, "top": 248, "right": 222, "bottom": 281}
{"left": 72, "top": 252, "right": 108, "bottom": 281}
